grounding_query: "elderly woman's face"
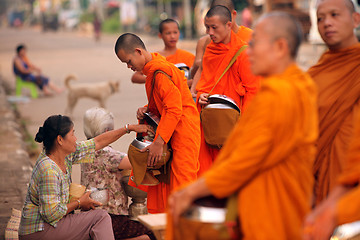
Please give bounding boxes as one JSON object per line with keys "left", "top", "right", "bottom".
{"left": 62, "top": 126, "right": 77, "bottom": 154}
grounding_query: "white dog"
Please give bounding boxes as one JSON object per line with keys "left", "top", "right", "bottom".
{"left": 64, "top": 75, "right": 119, "bottom": 115}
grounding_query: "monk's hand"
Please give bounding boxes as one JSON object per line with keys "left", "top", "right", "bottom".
{"left": 168, "top": 187, "right": 193, "bottom": 226}
{"left": 129, "top": 124, "right": 155, "bottom": 135}
{"left": 79, "top": 191, "right": 102, "bottom": 211}
{"left": 137, "top": 107, "right": 147, "bottom": 120}
{"left": 199, "top": 93, "right": 210, "bottom": 105}
{"left": 302, "top": 200, "right": 337, "bottom": 240}
{"left": 143, "top": 137, "right": 164, "bottom": 167}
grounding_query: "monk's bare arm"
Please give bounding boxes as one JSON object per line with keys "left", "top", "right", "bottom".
{"left": 303, "top": 185, "right": 353, "bottom": 240}
{"left": 190, "top": 36, "right": 211, "bottom": 96}
{"left": 131, "top": 71, "right": 146, "bottom": 84}
{"left": 190, "top": 36, "right": 209, "bottom": 79}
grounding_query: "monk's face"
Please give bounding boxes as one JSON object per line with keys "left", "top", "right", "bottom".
{"left": 204, "top": 15, "right": 232, "bottom": 44}
{"left": 159, "top": 22, "right": 180, "bottom": 48}
{"left": 116, "top": 48, "right": 145, "bottom": 72}
{"left": 317, "top": 0, "right": 360, "bottom": 50}
{"left": 247, "top": 20, "right": 277, "bottom": 77}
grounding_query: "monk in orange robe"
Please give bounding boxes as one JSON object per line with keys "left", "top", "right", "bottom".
{"left": 189, "top": 0, "right": 252, "bottom": 98}
{"left": 196, "top": 5, "right": 260, "bottom": 176}
{"left": 307, "top": 0, "right": 360, "bottom": 205}
{"left": 131, "top": 18, "right": 195, "bottom": 85}
{"left": 303, "top": 110, "right": 360, "bottom": 240}
{"left": 115, "top": 33, "right": 200, "bottom": 214}
{"left": 168, "top": 12, "right": 318, "bottom": 240}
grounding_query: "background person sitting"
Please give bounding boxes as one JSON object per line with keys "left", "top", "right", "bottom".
{"left": 82, "top": 107, "right": 156, "bottom": 240}
{"left": 13, "top": 44, "right": 63, "bottom": 96}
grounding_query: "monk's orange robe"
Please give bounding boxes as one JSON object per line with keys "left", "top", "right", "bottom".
{"left": 237, "top": 25, "right": 252, "bottom": 43}
{"left": 307, "top": 43, "right": 360, "bottom": 205}
{"left": 335, "top": 110, "right": 360, "bottom": 225}
{"left": 141, "top": 53, "right": 200, "bottom": 213}
{"left": 196, "top": 31, "right": 261, "bottom": 176}
{"left": 166, "top": 49, "right": 195, "bottom": 68}
{"left": 202, "top": 64, "right": 318, "bottom": 240}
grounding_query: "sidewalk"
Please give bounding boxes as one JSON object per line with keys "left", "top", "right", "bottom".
{"left": 0, "top": 75, "right": 33, "bottom": 239}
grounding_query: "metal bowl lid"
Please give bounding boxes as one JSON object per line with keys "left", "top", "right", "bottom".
{"left": 174, "top": 63, "right": 190, "bottom": 70}
{"left": 204, "top": 103, "right": 234, "bottom": 110}
{"left": 332, "top": 221, "right": 360, "bottom": 239}
{"left": 143, "top": 112, "right": 159, "bottom": 130}
{"left": 208, "top": 94, "right": 240, "bottom": 112}
{"left": 182, "top": 196, "right": 227, "bottom": 223}
{"left": 130, "top": 138, "right": 152, "bottom": 150}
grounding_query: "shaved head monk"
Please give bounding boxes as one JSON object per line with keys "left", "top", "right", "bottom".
{"left": 189, "top": 0, "right": 253, "bottom": 98}
{"left": 307, "top": 0, "right": 360, "bottom": 206}
{"left": 115, "top": 33, "right": 200, "bottom": 213}
{"left": 196, "top": 5, "right": 260, "bottom": 176}
{"left": 167, "top": 11, "right": 318, "bottom": 240}
{"left": 131, "top": 19, "right": 195, "bottom": 85}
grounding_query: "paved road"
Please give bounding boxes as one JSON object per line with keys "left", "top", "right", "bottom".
{"left": 0, "top": 26, "right": 324, "bottom": 183}
{"left": 0, "top": 27, "right": 324, "bottom": 237}
{"left": 0, "top": 26, "right": 198, "bottom": 184}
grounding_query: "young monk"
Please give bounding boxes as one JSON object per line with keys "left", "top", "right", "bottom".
{"left": 196, "top": 5, "right": 260, "bottom": 176}
{"left": 114, "top": 33, "right": 200, "bottom": 214}
{"left": 190, "top": 0, "right": 253, "bottom": 97}
{"left": 307, "top": 0, "right": 360, "bottom": 205}
{"left": 167, "top": 12, "right": 318, "bottom": 240}
{"left": 131, "top": 19, "right": 195, "bottom": 85}
{"left": 303, "top": 111, "right": 360, "bottom": 240}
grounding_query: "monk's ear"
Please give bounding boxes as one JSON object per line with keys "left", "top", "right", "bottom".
{"left": 134, "top": 48, "right": 142, "bottom": 56}
{"left": 352, "top": 12, "right": 360, "bottom": 29}
{"left": 226, "top": 21, "right": 232, "bottom": 29}
{"left": 275, "top": 38, "right": 289, "bottom": 58}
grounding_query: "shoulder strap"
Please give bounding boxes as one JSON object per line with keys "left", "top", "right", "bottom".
{"left": 147, "top": 70, "right": 173, "bottom": 112}
{"left": 208, "top": 45, "right": 248, "bottom": 95}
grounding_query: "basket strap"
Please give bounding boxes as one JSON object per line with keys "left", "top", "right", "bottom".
{"left": 208, "top": 45, "right": 248, "bottom": 95}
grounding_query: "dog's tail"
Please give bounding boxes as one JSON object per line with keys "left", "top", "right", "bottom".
{"left": 64, "top": 75, "right": 77, "bottom": 89}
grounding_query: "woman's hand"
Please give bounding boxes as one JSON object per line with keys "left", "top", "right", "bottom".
{"left": 142, "top": 137, "right": 164, "bottom": 167}
{"left": 137, "top": 107, "right": 147, "bottom": 120}
{"left": 78, "top": 191, "right": 102, "bottom": 211}
{"left": 198, "top": 93, "right": 210, "bottom": 105}
{"left": 128, "top": 124, "right": 154, "bottom": 135}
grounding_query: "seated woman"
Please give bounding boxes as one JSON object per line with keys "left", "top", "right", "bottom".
{"left": 82, "top": 107, "right": 156, "bottom": 240}
{"left": 13, "top": 44, "right": 63, "bottom": 96}
{"left": 19, "top": 114, "right": 152, "bottom": 240}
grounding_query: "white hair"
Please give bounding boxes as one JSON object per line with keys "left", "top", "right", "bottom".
{"left": 83, "top": 107, "right": 114, "bottom": 139}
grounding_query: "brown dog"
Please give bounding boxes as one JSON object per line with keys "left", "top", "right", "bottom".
{"left": 64, "top": 75, "right": 119, "bottom": 115}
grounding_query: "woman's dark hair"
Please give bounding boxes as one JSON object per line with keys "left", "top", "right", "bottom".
{"left": 35, "top": 115, "right": 73, "bottom": 153}
{"left": 16, "top": 44, "right": 25, "bottom": 54}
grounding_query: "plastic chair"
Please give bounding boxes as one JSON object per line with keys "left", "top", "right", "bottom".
{"left": 15, "top": 76, "right": 38, "bottom": 98}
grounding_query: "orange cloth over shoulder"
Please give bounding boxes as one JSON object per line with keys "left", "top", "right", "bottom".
{"left": 237, "top": 25, "right": 252, "bottom": 43}
{"left": 203, "top": 64, "right": 318, "bottom": 240}
{"left": 196, "top": 31, "right": 261, "bottom": 176}
{"left": 307, "top": 43, "right": 360, "bottom": 205}
{"left": 166, "top": 49, "right": 195, "bottom": 68}
{"left": 141, "top": 53, "right": 200, "bottom": 213}
{"left": 336, "top": 110, "right": 360, "bottom": 225}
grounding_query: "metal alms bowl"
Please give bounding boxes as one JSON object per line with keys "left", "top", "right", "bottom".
{"left": 182, "top": 196, "right": 227, "bottom": 224}
{"left": 130, "top": 138, "right": 152, "bottom": 150}
{"left": 143, "top": 112, "right": 159, "bottom": 131}
{"left": 207, "top": 94, "right": 240, "bottom": 112}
